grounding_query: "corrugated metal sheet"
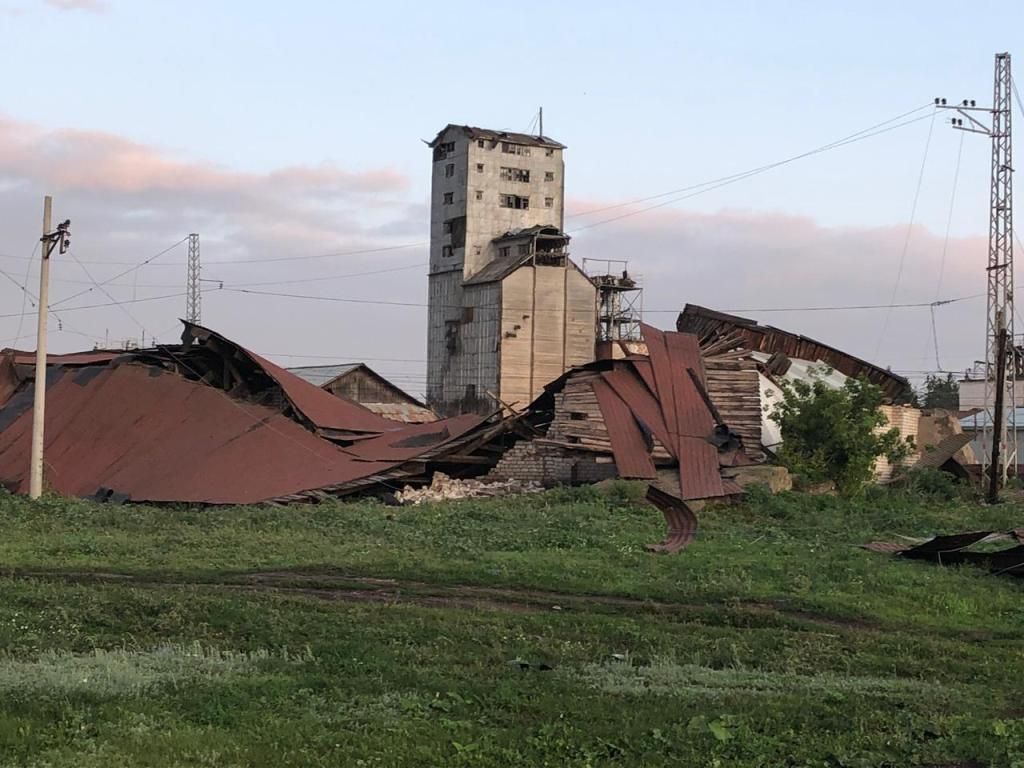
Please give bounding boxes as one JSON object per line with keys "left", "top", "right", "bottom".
{"left": 677, "top": 304, "right": 910, "bottom": 401}
{"left": 185, "top": 324, "right": 396, "bottom": 435}
{"left": 6, "top": 350, "right": 122, "bottom": 366}
{"left": 0, "top": 363, "right": 405, "bottom": 504}
{"left": 591, "top": 378, "right": 656, "bottom": 479}
{"left": 342, "top": 414, "right": 485, "bottom": 463}
{"left": 601, "top": 368, "right": 672, "bottom": 450}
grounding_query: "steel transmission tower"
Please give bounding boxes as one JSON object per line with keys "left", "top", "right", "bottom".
{"left": 186, "top": 233, "right": 201, "bottom": 324}
{"left": 938, "top": 52, "right": 1016, "bottom": 499}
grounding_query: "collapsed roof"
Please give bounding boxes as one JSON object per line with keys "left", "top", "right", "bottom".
{"left": 677, "top": 304, "right": 911, "bottom": 401}
{"left": 0, "top": 322, "right": 518, "bottom": 505}
{"left": 492, "top": 324, "right": 745, "bottom": 501}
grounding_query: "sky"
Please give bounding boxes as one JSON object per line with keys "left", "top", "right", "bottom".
{"left": 0, "top": 0, "right": 1021, "bottom": 398}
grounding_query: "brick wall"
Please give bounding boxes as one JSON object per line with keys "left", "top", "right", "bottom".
{"left": 486, "top": 441, "right": 618, "bottom": 486}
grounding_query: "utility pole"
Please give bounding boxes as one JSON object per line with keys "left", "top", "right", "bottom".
{"left": 937, "top": 52, "right": 1015, "bottom": 498}
{"left": 186, "top": 233, "right": 201, "bottom": 324}
{"left": 29, "top": 196, "right": 70, "bottom": 499}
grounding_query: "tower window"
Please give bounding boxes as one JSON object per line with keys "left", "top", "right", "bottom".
{"left": 442, "top": 141, "right": 455, "bottom": 153}
{"left": 445, "top": 163, "right": 455, "bottom": 177}
{"left": 442, "top": 221, "right": 453, "bottom": 233}
{"left": 545, "top": 171, "right": 555, "bottom": 181}
{"left": 499, "top": 194, "right": 529, "bottom": 209}
{"left": 477, "top": 139, "right": 485, "bottom": 148}
{"left": 443, "top": 192, "right": 454, "bottom": 205}
{"left": 442, "top": 245, "right": 454, "bottom": 257}
{"left": 498, "top": 246, "right": 511, "bottom": 258}
{"left": 544, "top": 197, "right": 554, "bottom": 208}
{"left": 545, "top": 148, "right": 554, "bottom": 156}
{"left": 475, "top": 190, "right": 483, "bottom": 201}
{"left": 476, "top": 163, "right": 484, "bottom": 173}
{"left": 501, "top": 142, "right": 531, "bottom": 156}
{"left": 500, "top": 167, "right": 530, "bottom": 182}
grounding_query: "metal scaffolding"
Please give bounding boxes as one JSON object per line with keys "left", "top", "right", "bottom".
{"left": 583, "top": 258, "right": 643, "bottom": 343}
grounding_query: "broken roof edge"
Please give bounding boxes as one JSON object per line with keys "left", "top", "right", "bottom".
{"left": 677, "top": 303, "right": 911, "bottom": 393}
{"left": 428, "top": 124, "right": 566, "bottom": 149}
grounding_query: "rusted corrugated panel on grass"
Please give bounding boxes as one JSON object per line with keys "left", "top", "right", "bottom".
{"left": 864, "top": 530, "right": 1024, "bottom": 578}
{"left": 644, "top": 485, "right": 698, "bottom": 553}
{"left": 591, "top": 379, "right": 656, "bottom": 479}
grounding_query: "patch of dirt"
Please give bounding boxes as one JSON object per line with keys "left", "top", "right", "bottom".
{"left": 10, "top": 566, "right": 891, "bottom": 631}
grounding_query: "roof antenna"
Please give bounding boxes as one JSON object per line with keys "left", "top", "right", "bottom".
{"left": 538, "top": 106, "right": 543, "bottom": 138}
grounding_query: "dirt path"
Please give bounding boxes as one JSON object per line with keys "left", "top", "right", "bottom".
{"left": 6, "top": 566, "right": 886, "bottom": 632}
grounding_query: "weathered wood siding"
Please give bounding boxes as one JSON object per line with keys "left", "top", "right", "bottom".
{"left": 499, "top": 263, "right": 596, "bottom": 409}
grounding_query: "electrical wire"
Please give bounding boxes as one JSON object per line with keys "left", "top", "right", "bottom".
{"left": 48, "top": 236, "right": 188, "bottom": 308}
{"left": 566, "top": 103, "right": 935, "bottom": 222}
{"left": 568, "top": 109, "right": 939, "bottom": 234}
{"left": 930, "top": 131, "right": 966, "bottom": 370}
{"left": 65, "top": 250, "right": 151, "bottom": 340}
{"left": 873, "top": 107, "right": 938, "bottom": 359}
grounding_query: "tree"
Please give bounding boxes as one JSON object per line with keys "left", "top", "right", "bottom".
{"left": 919, "top": 373, "right": 959, "bottom": 411}
{"left": 767, "top": 370, "right": 910, "bottom": 494}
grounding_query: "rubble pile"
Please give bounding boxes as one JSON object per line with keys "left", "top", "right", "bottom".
{"left": 395, "top": 473, "right": 543, "bottom": 505}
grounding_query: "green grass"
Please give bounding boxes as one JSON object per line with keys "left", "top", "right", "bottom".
{"left": 0, "top": 482, "right": 1022, "bottom": 766}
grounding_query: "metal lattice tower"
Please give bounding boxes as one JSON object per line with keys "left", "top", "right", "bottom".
{"left": 939, "top": 52, "right": 1017, "bottom": 494}
{"left": 186, "top": 233, "right": 201, "bottom": 324}
{"left": 985, "top": 54, "right": 1016, "bottom": 488}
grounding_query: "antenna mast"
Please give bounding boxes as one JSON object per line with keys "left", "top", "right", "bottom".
{"left": 186, "top": 233, "right": 201, "bottom": 324}
{"left": 938, "top": 52, "right": 1016, "bottom": 499}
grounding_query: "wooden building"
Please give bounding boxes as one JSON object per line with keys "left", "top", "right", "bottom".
{"left": 288, "top": 363, "right": 437, "bottom": 424}
{"left": 426, "top": 124, "right": 597, "bottom": 417}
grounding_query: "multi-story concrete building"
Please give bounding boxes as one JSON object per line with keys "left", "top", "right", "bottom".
{"left": 426, "top": 124, "right": 597, "bottom": 416}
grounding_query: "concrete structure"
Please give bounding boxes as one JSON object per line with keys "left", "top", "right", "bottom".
{"left": 426, "top": 125, "right": 597, "bottom": 415}
{"left": 958, "top": 377, "right": 1024, "bottom": 410}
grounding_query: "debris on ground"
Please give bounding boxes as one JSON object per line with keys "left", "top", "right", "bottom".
{"left": 862, "top": 529, "right": 1024, "bottom": 578}
{"left": 395, "top": 473, "right": 543, "bottom": 505}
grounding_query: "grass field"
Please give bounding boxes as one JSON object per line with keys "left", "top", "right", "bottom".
{"left": 0, "top": 482, "right": 1022, "bottom": 766}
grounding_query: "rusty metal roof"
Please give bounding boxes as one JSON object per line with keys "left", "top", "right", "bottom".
{"left": 677, "top": 304, "right": 910, "bottom": 401}
{"left": 0, "top": 324, "right": 508, "bottom": 504}
{"left": 184, "top": 323, "right": 398, "bottom": 434}
{"left": 0, "top": 363, "right": 407, "bottom": 504}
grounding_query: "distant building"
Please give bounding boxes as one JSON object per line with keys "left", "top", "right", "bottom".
{"left": 288, "top": 363, "right": 437, "bottom": 424}
{"left": 426, "top": 124, "right": 597, "bottom": 416}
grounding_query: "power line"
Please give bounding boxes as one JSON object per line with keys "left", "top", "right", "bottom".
{"left": 66, "top": 249, "right": 151, "bottom": 340}
{"left": 0, "top": 289, "right": 215, "bottom": 319}
{"left": 48, "top": 236, "right": 188, "bottom": 309}
{"left": 567, "top": 108, "right": 938, "bottom": 234}
{"left": 873, "top": 106, "right": 938, "bottom": 359}
{"left": 224, "top": 286, "right": 985, "bottom": 315}
{"left": 565, "top": 103, "right": 935, "bottom": 222}
{"left": 931, "top": 131, "right": 966, "bottom": 370}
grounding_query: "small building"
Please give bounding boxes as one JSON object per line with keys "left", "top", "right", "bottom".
{"left": 426, "top": 124, "right": 597, "bottom": 417}
{"left": 287, "top": 363, "right": 437, "bottom": 424}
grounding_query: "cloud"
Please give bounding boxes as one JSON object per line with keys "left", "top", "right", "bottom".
{"left": 44, "top": 0, "right": 107, "bottom": 12}
{"left": 569, "top": 202, "right": 988, "bottom": 380}
{"left": 0, "top": 115, "right": 989, "bottom": 399}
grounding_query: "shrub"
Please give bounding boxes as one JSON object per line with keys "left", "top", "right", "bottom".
{"left": 768, "top": 371, "right": 907, "bottom": 496}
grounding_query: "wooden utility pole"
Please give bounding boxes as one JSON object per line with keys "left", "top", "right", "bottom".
{"left": 29, "top": 197, "right": 70, "bottom": 499}
{"left": 29, "top": 197, "right": 52, "bottom": 499}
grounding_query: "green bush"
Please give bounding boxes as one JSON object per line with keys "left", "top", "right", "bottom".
{"left": 768, "top": 371, "right": 909, "bottom": 496}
